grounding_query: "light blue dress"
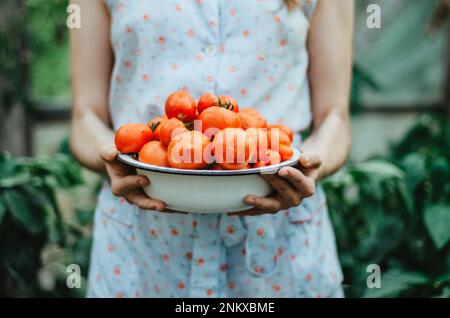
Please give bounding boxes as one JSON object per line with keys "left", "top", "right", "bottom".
{"left": 88, "top": 0, "right": 344, "bottom": 298}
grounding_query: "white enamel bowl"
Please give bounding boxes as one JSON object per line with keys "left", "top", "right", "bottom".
{"left": 117, "top": 149, "right": 300, "bottom": 213}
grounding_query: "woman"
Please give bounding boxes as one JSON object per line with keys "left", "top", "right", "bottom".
{"left": 70, "top": 0, "right": 353, "bottom": 298}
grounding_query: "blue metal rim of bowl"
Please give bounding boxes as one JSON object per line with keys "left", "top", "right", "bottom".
{"left": 116, "top": 149, "right": 301, "bottom": 176}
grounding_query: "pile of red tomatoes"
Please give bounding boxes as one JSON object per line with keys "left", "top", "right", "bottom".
{"left": 115, "top": 91, "right": 294, "bottom": 170}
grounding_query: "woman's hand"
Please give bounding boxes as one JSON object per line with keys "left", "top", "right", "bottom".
{"left": 230, "top": 152, "right": 322, "bottom": 216}
{"left": 99, "top": 145, "right": 168, "bottom": 212}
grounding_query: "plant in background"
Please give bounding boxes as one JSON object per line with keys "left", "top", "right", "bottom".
{"left": 27, "top": 0, "right": 71, "bottom": 102}
{"left": 324, "top": 115, "right": 450, "bottom": 297}
{"left": 0, "top": 152, "right": 87, "bottom": 297}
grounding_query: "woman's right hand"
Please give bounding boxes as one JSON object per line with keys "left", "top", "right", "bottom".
{"left": 99, "top": 145, "right": 167, "bottom": 212}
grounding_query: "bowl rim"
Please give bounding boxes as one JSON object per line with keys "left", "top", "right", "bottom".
{"left": 117, "top": 149, "right": 301, "bottom": 176}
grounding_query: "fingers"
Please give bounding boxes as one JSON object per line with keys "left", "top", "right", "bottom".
{"left": 161, "top": 208, "right": 189, "bottom": 215}
{"left": 229, "top": 195, "right": 282, "bottom": 216}
{"left": 261, "top": 174, "right": 301, "bottom": 207}
{"left": 125, "top": 189, "right": 166, "bottom": 211}
{"left": 101, "top": 144, "right": 172, "bottom": 213}
{"left": 227, "top": 153, "right": 322, "bottom": 217}
{"left": 278, "top": 167, "right": 315, "bottom": 197}
{"left": 102, "top": 145, "right": 135, "bottom": 178}
{"left": 299, "top": 152, "right": 322, "bottom": 169}
{"left": 237, "top": 195, "right": 282, "bottom": 215}
{"left": 111, "top": 175, "right": 149, "bottom": 197}
{"left": 229, "top": 208, "right": 268, "bottom": 217}
{"left": 100, "top": 145, "right": 117, "bottom": 163}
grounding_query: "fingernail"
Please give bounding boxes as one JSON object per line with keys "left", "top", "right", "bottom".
{"left": 301, "top": 154, "right": 309, "bottom": 164}
{"left": 247, "top": 196, "right": 256, "bottom": 204}
{"left": 279, "top": 169, "right": 288, "bottom": 177}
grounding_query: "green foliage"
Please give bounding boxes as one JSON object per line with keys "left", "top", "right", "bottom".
{"left": 0, "top": 0, "right": 70, "bottom": 111}
{"left": 325, "top": 115, "right": 450, "bottom": 297}
{"left": 27, "top": 0, "right": 71, "bottom": 102}
{"left": 424, "top": 204, "right": 450, "bottom": 249}
{"left": 0, "top": 1, "right": 29, "bottom": 109}
{"left": 0, "top": 152, "right": 84, "bottom": 297}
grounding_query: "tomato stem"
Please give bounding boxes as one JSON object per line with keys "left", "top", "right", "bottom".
{"left": 149, "top": 121, "right": 161, "bottom": 132}
{"left": 217, "top": 97, "right": 234, "bottom": 111}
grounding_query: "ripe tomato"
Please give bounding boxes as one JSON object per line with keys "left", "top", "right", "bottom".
{"left": 254, "top": 149, "right": 282, "bottom": 167}
{"left": 165, "top": 91, "right": 197, "bottom": 123}
{"left": 212, "top": 128, "right": 256, "bottom": 170}
{"left": 267, "top": 128, "right": 293, "bottom": 161}
{"left": 218, "top": 96, "right": 239, "bottom": 113}
{"left": 279, "top": 145, "right": 294, "bottom": 162}
{"left": 147, "top": 116, "right": 166, "bottom": 141}
{"left": 197, "top": 93, "right": 218, "bottom": 113}
{"left": 139, "top": 141, "right": 170, "bottom": 167}
{"left": 167, "top": 131, "right": 212, "bottom": 169}
{"left": 238, "top": 108, "right": 267, "bottom": 130}
{"left": 159, "top": 118, "right": 188, "bottom": 146}
{"left": 268, "top": 124, "right": 294, "bottom": 142}
{"left": 245, "top": 127, "right": 268, "bottom": 162}
{"left": 197, "top": 107, "right": 241, "bottom": 139}
{"left": 115, "top": 123, "right": 153, "bottom": 154}
{"left": 267, "top": 128, "right": 292, "bottom": 150}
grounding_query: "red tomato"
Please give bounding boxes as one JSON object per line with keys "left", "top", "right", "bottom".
{"left": 212, "top": 128, "right": 256, "bottom": 170}
{"left": 254, "top": 149, "right": 282, "bottom": 167}
{"left": 267, "top": 128, "right": 292, "bottom": 151}
{"left": 147, "top": 116, "right": 166, "bottom": 141}
{"left": 197, "top": 93, "right": 219, "bottom": 113}
{"left": 115, "top": 123, "right": 153, "bottom": 154}
{"left": 279, "top": 145, "right": 294, "bottom": 162}
{"left": 159, "top": 118, "right": 188, "bottom": 146}
{"left": 165, "top": 91, "right": 197, "bottom": 123}
{"left": 268, "top": 124, "right": 294, "bottom": 142}
{"left": 238, "top": 108, "right": 267, "bottom": 130}
{"left": 218, "top": 96, "right": 239, "bottom": 113}
{"left": 197, "top": 107, "right": 241, "bottom": 139}
{"left": 167, "top": 131, "right": 212, "bottom": 169}
{"left": 139, "top": 141, "right": 170, "bottom": 167}
{"left": 245, "top": 127, "right": 268, "bottom": 163}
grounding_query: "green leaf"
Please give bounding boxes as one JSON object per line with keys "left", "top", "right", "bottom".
{"left": 438, "top": 287, "right": 450, "bottom": 298}
{"left": 396, "top": 182, "right": 413, "bottom": 214}
{"left": 352, "top": 160, "right": 405, "bottom": 182}
{"left": 40, "top": 183, "right": 66, "bottom": 244}
{"left": 363, "top": 270, "right": 430, "bottom": 298}
{"left": 429, "top": 157, "right": 450, "bottom": 200}
{"left": 424, "top": 204, "right": 450, "bottom": 249}
{"left": 76, "top": 209, "right": 94, "bottom": 226}
{"left": 2, "top": 190, "right": 45, "bottom": 235}
{"left": 401, "top": 153, "right": 426, "bottom": 192}
{"left": 0, "top": 154, "right": 20, "bottom": 178}
{"left": 0, "top": 173, "right": 31, "bottom": 188}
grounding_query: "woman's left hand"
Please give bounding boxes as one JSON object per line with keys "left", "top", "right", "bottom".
{"left": 230, "top": 152, "right": 322, "bottom": 216}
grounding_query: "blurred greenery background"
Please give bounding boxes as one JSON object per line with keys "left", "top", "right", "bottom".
{"left": 0, "top": 0, "right": 449, "bottom": 297}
